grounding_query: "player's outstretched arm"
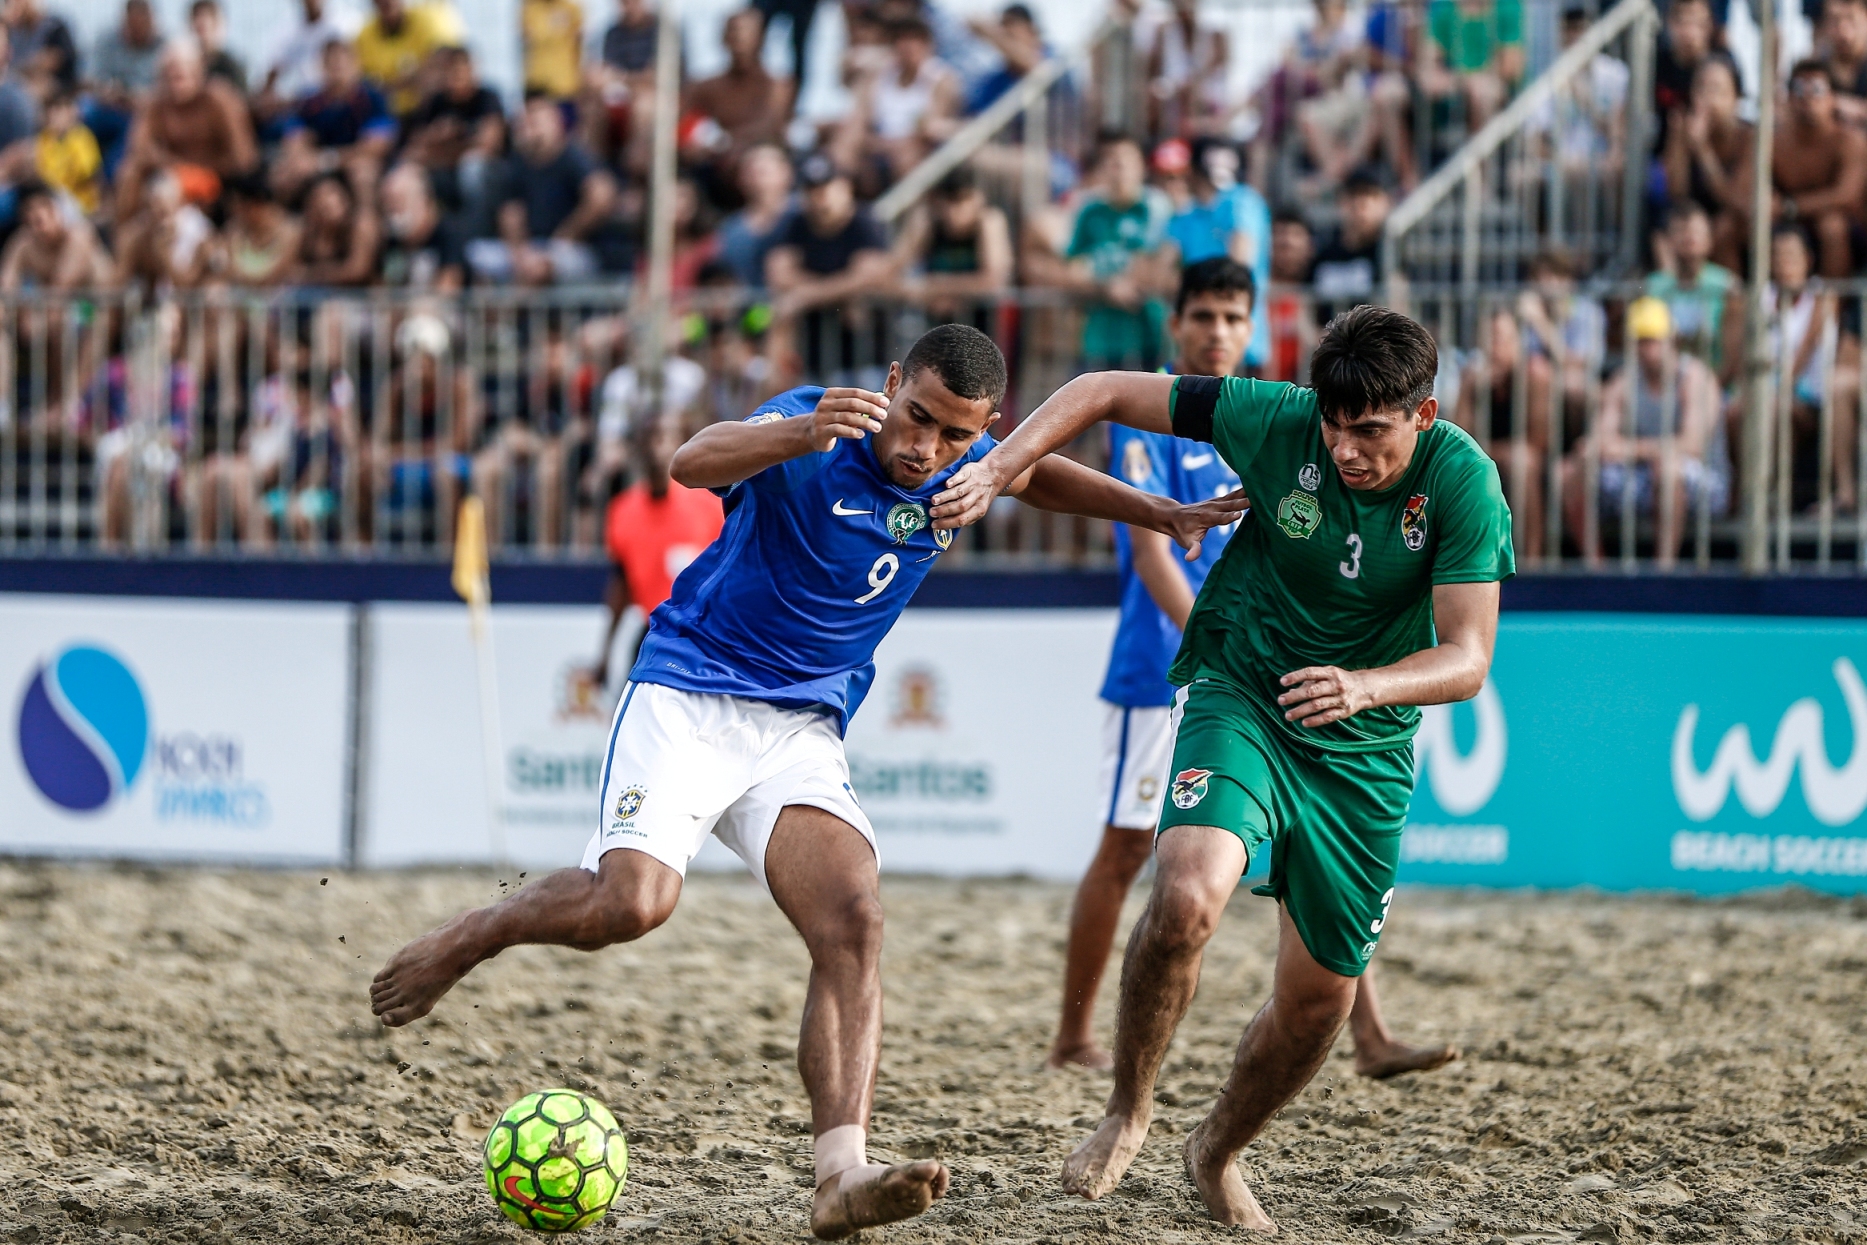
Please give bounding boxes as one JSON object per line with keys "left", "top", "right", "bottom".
{"left": 930, "top": 372, "right": 1175, "bottom": 528}
{"left": 1002, "top": 453, "right": 1247, "bottom": 561}
{"left": 1275, "top": 581, "right": 1500, "bottom": 728}
{"left": 670, "top": 388, "right": 891, "bottom": 489}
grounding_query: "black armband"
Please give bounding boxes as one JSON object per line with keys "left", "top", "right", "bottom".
{"left": 1170, "top": 375, "right": 1222, "bottom": 443}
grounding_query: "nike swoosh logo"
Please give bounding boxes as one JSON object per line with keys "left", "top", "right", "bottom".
{"left": 1182, "top": 453, "right": 1214, "bottom": 469}
{"left": 831, "top": 500, "right": 872, "bottom": 516}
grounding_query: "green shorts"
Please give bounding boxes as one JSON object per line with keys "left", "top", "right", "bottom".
{"left": 1157, "top": 678, "right": 1416, "bottom": 977}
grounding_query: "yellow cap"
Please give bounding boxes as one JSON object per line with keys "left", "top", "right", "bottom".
{"left": 1628, "top": 296, "right": 1672, "bottom": 342}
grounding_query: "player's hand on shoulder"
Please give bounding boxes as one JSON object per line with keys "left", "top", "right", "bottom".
{"left": 1277, "top": 665, "right": 1374, "bottom": 728}
{"left": 930, "top": 456, "right": 1011, "bottom": 530}
{"left": 807, "top": 387, "right": 889, "bottom": 452}
{"left": 1165, "top": 487, "right": 1249, "bottom": 560}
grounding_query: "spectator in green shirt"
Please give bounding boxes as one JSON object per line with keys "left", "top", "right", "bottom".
{"left": 1645, "top": 198, "right": 1743, "bottom": 389}
{"left": 1422, "top": 0, "right": 1525, "bottom": 130}
{"left": 1058, "top": 134, "right": 1176, "bottom": 371}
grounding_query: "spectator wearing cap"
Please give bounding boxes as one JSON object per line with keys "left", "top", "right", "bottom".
{"left": 1562, "top": 295, "right": 1727, "bottom": 570}
{"left": 35, "top": 89, "right": 100, "bottom": 215}
{"left": 522, "top": 0, "right": 581, "bottom": 99}
{"left": 377, "top": 159, "right": 466, "bottom": 289}
{"left": 1309, "top": 164, "right": 1390, "bottom": 324}
{"left": 835, "top": 15, "right": 959, "bottom": 192}
{"left": 7, "top": 0, "right": 78, "bottom": 100}
{"left": 1050, "top": 132, "right": 1175, "bottom": 371}
{"left": 685, "top": 9, "right": 792, "bottom": 195}
{"left": 402, "top": 44, "right": 506, "bottom": 218}
{"left": 275, "top": 38, "right": 397, "bottom": 202}
{"left": 1769, "top": 60, "right": 1866, "bottom": 281}
{"left": 257, "top": 0, "right": 362, "bottom": 130}
{"left": 890, "top": 165, "right": 1011, "bottom": 328}
{"left": 188, "top": 0, "right": 244, "bottom": 92}
{"left": 469, "top": 91, "right": 619, "bottom": 285}
{"left": 716, "top": 141, "right": 795, "bottom": 288}
{"left": 766, "top": 152, "right": 894, "bottom": 384}
{"left": 355, "top": 0, "right": 466, "bottom": 118}
{"left": 1164, "top": 137, "right": 1271, "bottom": 373}
{"left": 1419, "top": 0, "right": 1524, "bottom": 133}
{"left": 1146, "top": 0, "right": 1230, "bottom": 140}
{"left": 118, "top": 37, "right": 258, "bottom": 218}
{"left": 0, "top": 178, "right": 112, "bottom": 290}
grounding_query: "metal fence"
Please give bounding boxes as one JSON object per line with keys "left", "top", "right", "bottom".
{"left": 2, "top": 284, "right": 1864, "bottom": 572}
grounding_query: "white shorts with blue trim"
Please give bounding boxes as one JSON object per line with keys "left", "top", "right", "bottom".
{"left": 1095, "top": 702, "right": 1176, "bottom": 831}
{"left": 582, "top": 682, "right": 876, "bottom": 890}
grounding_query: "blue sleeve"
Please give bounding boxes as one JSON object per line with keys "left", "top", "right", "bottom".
{"left": 362, "top": 87, "right": 397, "bottom": 139}
{"left": 726, "top": 387, "right": 834, "bottom": 496}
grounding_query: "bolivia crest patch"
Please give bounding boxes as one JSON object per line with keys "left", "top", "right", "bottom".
{"left": 1171, "top": 768, "right": 1213, "bottom": 810}
{"left": 1401, "top": 493, "right": 1429, "bottom": 551}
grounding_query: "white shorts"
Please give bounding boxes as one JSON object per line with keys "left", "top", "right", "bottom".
{"left": 582, "top": 682, "right": 876, "bottom": 890}
{"left": 1095, "top": 703, "right": 1176, "bottom": 831}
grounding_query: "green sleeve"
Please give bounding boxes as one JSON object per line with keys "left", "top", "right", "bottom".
{"left": 1496, "top": 0, "right": 1524, "bottom": 46}
{"left": 1210, "top": 377, "right": 1308, "bottom": 478}
{"left": 1063, "top": 204, "right": 1093, "bottom": 260}
{"left": 1432, "top": 453, "right": 1517, "bottom": 584}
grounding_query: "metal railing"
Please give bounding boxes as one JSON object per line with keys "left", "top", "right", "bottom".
{"left": 2, "top": 283, "right": 1864, "bottom": 573}
{"left": 1383, "top": 0, "right": 1659, "bottom": 295}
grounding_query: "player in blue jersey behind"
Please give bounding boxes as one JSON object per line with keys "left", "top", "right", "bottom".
{"left": 370, "top": 325, "right": 1247, "bottom": 1239}
{"left": 1046, "top": 260, "right": 1458, "bottom": 1084}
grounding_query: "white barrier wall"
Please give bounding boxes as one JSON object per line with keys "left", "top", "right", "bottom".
{"left": 1, "top": 595, "right": 350, "bottom": 864}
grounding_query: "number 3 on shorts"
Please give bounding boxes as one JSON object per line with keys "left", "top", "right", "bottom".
{"left": 855, "top": 552, "right": 899, "bottom": 603}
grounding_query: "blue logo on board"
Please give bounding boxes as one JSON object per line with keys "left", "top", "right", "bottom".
{"left": 17, "top": 645, "right": 149, "bottom": 812}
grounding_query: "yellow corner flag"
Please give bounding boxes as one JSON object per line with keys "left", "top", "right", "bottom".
{"left": 453, "top": 496, "right": 490, "bottom": 608}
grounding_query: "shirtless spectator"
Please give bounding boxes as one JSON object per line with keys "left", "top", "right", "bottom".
{"left": 296, "top": 171, "right": 381, "bottom": 285}
{"left": 0, "top": 179, "right": 113, "bottom": 290}
{"left": 836, "top": 16, "right": 959, "bottom": 191}
{"left": 275, "top": 39, "right": 397, "bottom": 201}
{"left": 377, "top": 160, "right": 466, "bottom": 289}
{"left": 120, "top": 38, "right": 257, "bottom": 220}
{"left": 256, "top": 0, "right": 361, "bottom": 130}
{"left": 684, "top": 10, "right": 792, "bottom": 193}
{"left": 1146, "top": 0, "right": 1230, "bottom": 139}
{"left": 7, "top": 0, "right": 77, "bottom": 100}
{"left": 1770, "top": 61, "right": 1867, "bottom": 280}
{"left": 1662, "top": 58, "right": 1749, "bottom": 271}
{"left": 1825, "top": 0, "right": 1867, "bottom": 126}
{"left": 891, "top": 165, "right": 1011, "bottom": 325}
{"left": 114, "top": 165, "right": 213, "bottom": 290}
{"left": 189, "top": 0, "right": 244, "bottom": 91}
{"left": 469, "top": 92, "right": 618, "bottom": 285}
{"left": 401, "top": 45, "right": 505, "bottom": 217}
{"left": 716, "top": 141, "right": 795, "bottom": 288}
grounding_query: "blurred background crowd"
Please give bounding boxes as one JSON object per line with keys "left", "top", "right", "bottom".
{"left": 0, "top": 0, "right": 1855, "bottom": 568}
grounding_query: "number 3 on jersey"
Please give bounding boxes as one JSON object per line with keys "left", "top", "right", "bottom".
{"left": 855, "top": 552, "right": 900, "bottom": 603}
{"left": 1339, "top": 533, "right": 1363, "bottom": 580}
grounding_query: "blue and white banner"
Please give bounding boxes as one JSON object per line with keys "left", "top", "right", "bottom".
{"left": 0, "top": 595, "right": 351, "bottom": 864}
{"left": 1405, "top": 615, "right": 1867, "bottom": 894}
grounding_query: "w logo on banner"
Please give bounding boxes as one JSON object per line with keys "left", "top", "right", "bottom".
{"left": 1672, "top": 658, "right": 1867, "bottom": 827}
{"left": 1414, "top": 680, "right": 1507, "bottom": 815}
{"left": 17, "top": 644, "right": 149, "bottom": 813}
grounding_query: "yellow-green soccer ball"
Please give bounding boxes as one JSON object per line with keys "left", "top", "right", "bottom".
{"left": 483, "top": 1089, "right": 629, "bottom": 1232}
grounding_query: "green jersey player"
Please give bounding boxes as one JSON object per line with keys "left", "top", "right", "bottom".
{"left": 932, "top": 306, "right": 1513, "bottom": 1231}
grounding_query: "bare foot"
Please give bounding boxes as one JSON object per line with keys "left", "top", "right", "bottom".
{"left": 1045, "top": 1041, "right": 1114, "bottom": 1072}
{"left": 369, "top": 913, "right": 487, "bottom": 1027}
{"left": 1061, "top": 1112, "right": 1149, "bottom": 1199}
{"left": 1355, "top": 1039, "right": 1460, "bottom": 1080}
{"left": 1183, "top": 1126, "right": 1276, "bottom": 1232}
{"left": 809, "top": 1160, "right": 949, "bottom": 1240}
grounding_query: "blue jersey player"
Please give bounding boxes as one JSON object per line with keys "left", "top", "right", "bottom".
{"left": 1043, "top": 261, "right": 1458, "bottom": 1087}
{"left": 371, "top": 325, "right": 1246, "bottom": 1240}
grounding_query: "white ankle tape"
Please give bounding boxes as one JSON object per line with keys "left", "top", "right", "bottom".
{"left": 814, "top": 1125, "right": 868, "bottom": 1186}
